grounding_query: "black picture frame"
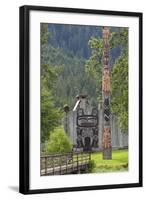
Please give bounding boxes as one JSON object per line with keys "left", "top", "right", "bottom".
{"left": 19, "top": 5, "right": 143, "bottom": 194}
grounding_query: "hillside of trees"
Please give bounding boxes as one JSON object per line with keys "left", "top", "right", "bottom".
{"left": 48, "top": 24, "right": 102, "bottom": 58}
{"left": 42, "top": 44, "right": 98, "bottom": 108}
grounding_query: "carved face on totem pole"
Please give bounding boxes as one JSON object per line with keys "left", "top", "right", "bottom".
{"left": 102, "top": 127, "right": 111, "bottom": 149}
{"left": 102, "top": 69, "right": 111, "bottom": 92}
{"left": 103, "top": 27, "right": 110, "bottom": 39}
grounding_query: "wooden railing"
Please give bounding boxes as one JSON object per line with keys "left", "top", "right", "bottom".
{"left": 41, "top": 152, "right": 91, "bottom": 176}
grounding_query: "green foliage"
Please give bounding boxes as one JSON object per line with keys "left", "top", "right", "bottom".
{"left": 45, "top": 126, "right": 72, "bottom": 154}
{"left": 41, "top": 24, "right": 63, "bottom": 143}
{"left": 48, "top": 24, "right": 102, "bottom": 58}
{"left": 111, "top": 29, "right": 128, "bottom": 132}
{"left": 42, "top": 44, "right": 98, "bottom": 108}
{"left": 41, "top": 88, "right": 63, "bottom": 143}
{"left": 110, "top": 28, "right": 128, "bottom": 49}
{"left": 111, "top": 50, "right": 128, "bottom": 132}
{"left": 41, "top": 23, "right": 52, "bottom": 45}
{"left": 85, "top": 37, "right": 103, "bottom": 103}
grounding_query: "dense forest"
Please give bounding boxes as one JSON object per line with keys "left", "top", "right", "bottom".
{"left": 41, "top": 23, "right": 128, "bottom": 148}
{"left": 48, "top": 24, "right": 121, "bottom": 60}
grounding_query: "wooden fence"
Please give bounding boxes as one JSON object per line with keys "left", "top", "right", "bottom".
{"left": 41, "top": 152, "right": 91, "bottom": 176}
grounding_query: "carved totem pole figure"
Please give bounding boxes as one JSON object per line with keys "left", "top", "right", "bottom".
{"left": 102, "top": 27, "right": 112, "bottom": 159}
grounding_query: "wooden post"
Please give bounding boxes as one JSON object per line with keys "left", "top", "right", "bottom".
{"left": 53, "top": 158, "right": 55, "bottom": 175}
{"left": 89, "top": 152, "right": 91, "bottom": 161}
{"left": 66, "top": 154, "right": 68, "bottom": 174}
{"left": 59, "top": 155, "right": 62, "bottom": 175}
{"left": 72, "top": 152, "right": 74, "bottom": 172}
{"left": 102, "top": 27, "right": 112, "bottom": 160}
{"left": 63, "top": 104, "right": 70, "bottom": 134}
{"left": 77, "top": 153, "right": 79, "bottom": 172}
{"left": 45, "top": 157, "right": 47, "bottom": 175}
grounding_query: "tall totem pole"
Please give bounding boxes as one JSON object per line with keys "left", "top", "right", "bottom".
{"left": 102, "top": 27, "right": 112, "bottom": 159}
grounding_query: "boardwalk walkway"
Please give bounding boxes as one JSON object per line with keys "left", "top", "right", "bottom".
{"left": 41, "top": 152, "right": 91, "bottom": 175}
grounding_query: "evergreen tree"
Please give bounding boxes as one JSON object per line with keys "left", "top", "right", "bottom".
{"left": 111, "top": 29, "right": 128, "bottom": 132}
{"left": 41, "top": 24, "right": 63, "bottom": 143}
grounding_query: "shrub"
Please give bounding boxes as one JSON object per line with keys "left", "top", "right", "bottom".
{"left": 46, "top": 126, "right": 72, "bottom": 154}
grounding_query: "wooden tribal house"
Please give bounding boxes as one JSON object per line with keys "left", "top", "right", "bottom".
{"left": 102, "top": 27, "right": 112, "bottom": 159}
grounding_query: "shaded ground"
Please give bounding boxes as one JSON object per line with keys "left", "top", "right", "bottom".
{"left": 90, "top": 149, "right": 128, "bottom": 173}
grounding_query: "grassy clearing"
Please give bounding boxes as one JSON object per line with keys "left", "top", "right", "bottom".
{"left": 90, "top": 149, "right": 128, "bottom": 173}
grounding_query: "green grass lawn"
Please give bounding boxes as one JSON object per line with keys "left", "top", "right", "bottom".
{"left": 90, "top": 149, "right": 128, "bottom": 173}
